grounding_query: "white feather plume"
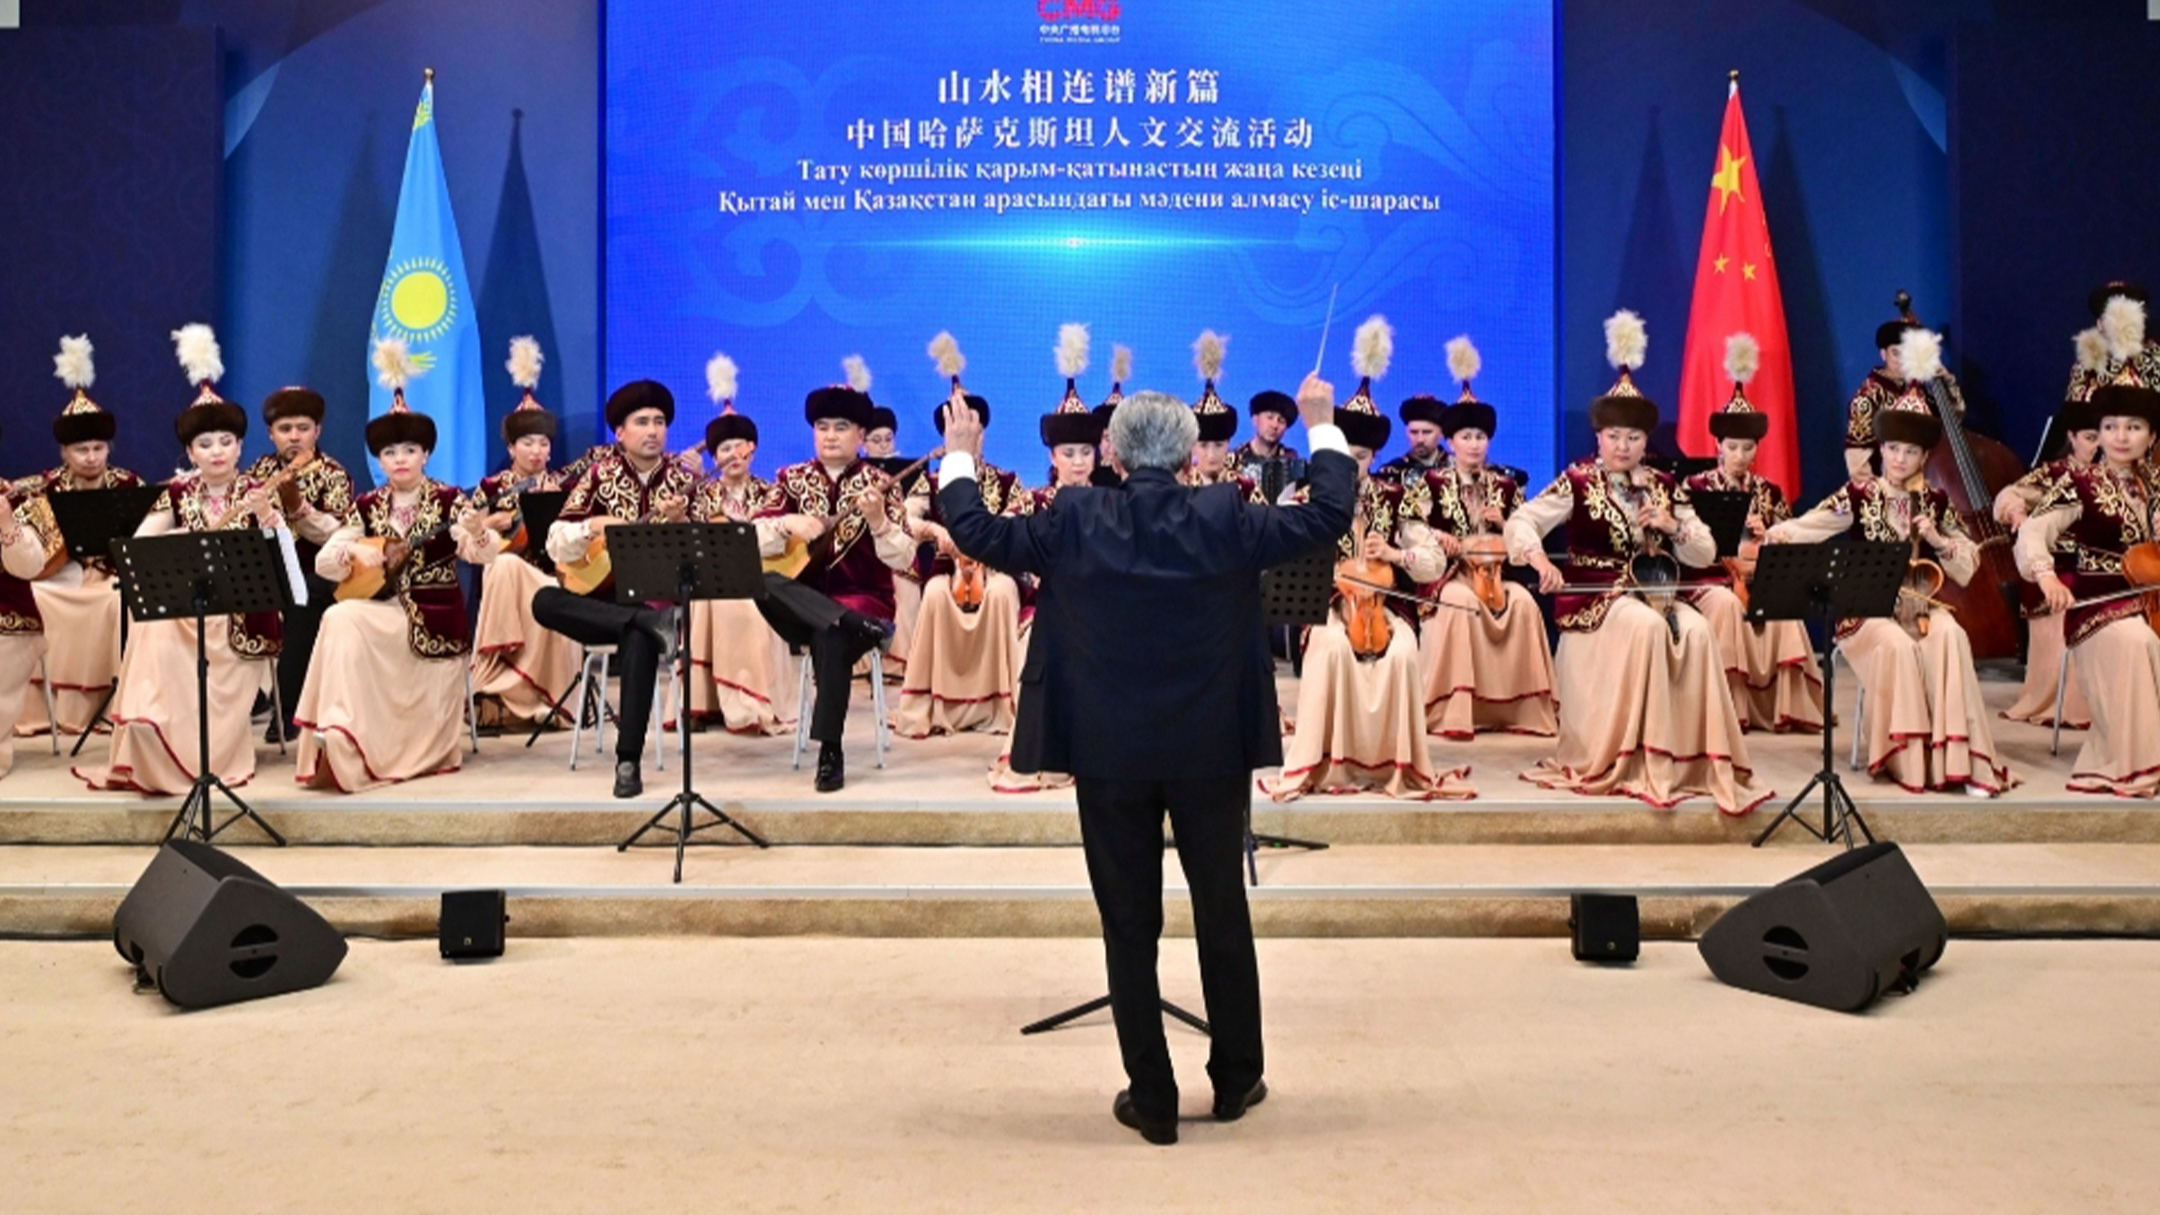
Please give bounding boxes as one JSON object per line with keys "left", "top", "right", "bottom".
{"left": 928, "top": 331, "right": 966, "bottom": 378}
{"left": 2100, "top": 296, "right": 2146, "bottom": 363}
{"left": 53, "top": 335, "right": 95, "bottom": 390}
{"left": 1056, "top": 323, "right": 1090, "bottom": 378}
{"left": 1111, "top": 344, "right": 1132, "bottom": 384}
{"left": 1350, "top": 315, "right": 1393, "bottom": 380}
{"left": 842, "top": 354, "right": 872, "bottom": 394}
{"left": 2075, "top": 327, "right": 2109, "bottom": 374}
{"left": 1192, "top": 330, "right": 1226, "bottom": 381}
{"left": 171, "top": 323, "right": 224, "bottom": 386}
{"left": 1723, "top": 332, "right": 1761, "bottom": 385}
{"left": 372, "top": 337, "right": 420, "bottom": 391}
{"left": 1444, "top": 335, "right": 1481, "bottom": 386}
{"left": 1603, "top": 310, "right": 1647, "bottom": 372}
{"left": 1897, "top": 328, "right": 1943, "bottom": 384}
{"left": 506, "top": 336, "right": 544, "bottom": 390}
{"left": 706, "top": 353, "right": 739, "bottom": 404}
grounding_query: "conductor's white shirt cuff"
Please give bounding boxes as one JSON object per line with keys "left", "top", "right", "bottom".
{"left": 1308, "top": 423, "right": 1349, "bottom": 457}
{"left": 940, "top": 451, "right": 979, "bottom": 483}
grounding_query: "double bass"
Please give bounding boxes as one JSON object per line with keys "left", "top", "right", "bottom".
{"left": 1896, "top": 289, "right": 2027, "bottom": 659}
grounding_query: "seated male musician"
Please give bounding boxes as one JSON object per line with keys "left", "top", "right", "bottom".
{"left": 250, "top": 386, "right": 356, "bottom": 742}
{"left": 531, "top": 381, "right": 698, "bottom": 798}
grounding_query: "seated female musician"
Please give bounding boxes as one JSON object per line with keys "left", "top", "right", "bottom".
{"left": 987, "top": 384, "right": 1104, "bottom": 793}
{"left": 296, "top": 371, "right": 483, "bottom": 792}
{"left": 894, "top": 388, "right": 1030, "bottom": 738}
{"left": 1676, "top": 333, "right": 1824, "bottom": 733}
{"left": 1765, "top": 349, "right": 2017, "bottom": 797}
{"left": 1183, "top": 330, "right": 1268, "bottom": 501}
{"left": 682, "top": 355, "right": 797, "bottom": 736}
{"left": 2017, "top": 380, "right": 2160, "bottom": 798}
{"left": 1413, "top": 336, "right": 1557, "bottom": 740}
{"left": 0, "top": 445, "right": 55, "bottom": 779}
{"left": 465, "top": 337, "right": 577, "bottom": 728}
{"left": 79, "top": 327, "right": 286, "bottom": 796}
{"left": 1995, "top": 382, "right": 2102, "bottom": 728}
{"left": 1504, "top": 311, "right": 1768, "bottom": 814}
{"left": 1264, "top": 320, "right": 1472, "bottom": 801}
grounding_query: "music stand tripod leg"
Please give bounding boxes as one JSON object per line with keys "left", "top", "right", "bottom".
{"left": 523, "top": 671, "right": 585, "bottom": 747}
{"left": 69, "top": 680, "right": 117, "bottom": 759}
{"left": 1019, "top": 995, "right": 1212, "bottom": 1037}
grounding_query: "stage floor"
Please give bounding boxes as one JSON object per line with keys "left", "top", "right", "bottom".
{"left": 7, "top": 936, "right": 2157, "bottom": 1215}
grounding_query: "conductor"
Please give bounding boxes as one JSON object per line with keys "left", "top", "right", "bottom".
{"left": 938, "top": 375, "right": 1355, "bottom": 1145}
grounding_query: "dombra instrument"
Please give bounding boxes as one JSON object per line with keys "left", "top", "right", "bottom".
{"left": 1896, "top": 289, "right": 2025, "bottom": 658}
{"left": 559, "top": 491, "right": 685, "bottom": 596}
{"left": 1337, "top": 516, "right": 1398, "bottom": 661}
{"left": 494, "top": 471, "right": 550, "bottom": 556}
{"left": 200, "top": 454, "right": 318, "bottom": 533}
{"left": 23, "top": 496, "right": 70, "bottom": 581}
{"left": 763, "top": 451, "right": 939, "bottom": 581}
{"left": 336, "top": 516, "right": 454, "bottom": 602}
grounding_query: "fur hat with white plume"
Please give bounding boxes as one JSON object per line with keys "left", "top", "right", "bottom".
{"left": 1876, "top": 329, "right": 1944, "bottom": 451}
{"left": 1189, "top": 329, "right": 1238, "bottom": 442}
{"left": 2099, "top": 295, "right": 2147, "bottom": 366}
{"left": 1333, "top": 315, "right": 1394, "bottom": 452}
{"left": 703, "top": 352, "right": 757, "bottom": 451}
{"left": 1096, "top": 343, "right": 1132, "bottom": 424}
{"left": 1707, "top": 332, "right": 1768, "bottom": 442}
{"left": 171, "top": 324, "right": 248, "bottom": 445}
{"left": 1043, "top": 324, "right": 1105, "bottom": 447}
{"left": 2091, "top": 334, "right": 2160, "bottom": 427}
{"left": 501, "top": 336, "right": 559, "bottom": 443}
{"left": 366, "top": 337, "right": 438, "bottom": 454}
{"left": 52, "top": 334, "right": 117, "bottom": 446}
{"left": 1588, "top": 309, "right": 1658, "bottom": 433}
{"left": 922, "top": 332, "right": 986, "bottom": 435}
{"left": 1435, "top": 335, "right": 1495, "bottom": 439}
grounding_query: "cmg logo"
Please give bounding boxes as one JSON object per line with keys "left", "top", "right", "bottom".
{"left": 1039, "top": 0, "right": 1122, "bottom": 20}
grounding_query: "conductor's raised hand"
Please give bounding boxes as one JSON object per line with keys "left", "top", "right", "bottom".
{"left": 942, "top": 400, "right": 985, "bottom": 460}
{"left": 1296, "top": 373, "right": 1335, "bottom": 432}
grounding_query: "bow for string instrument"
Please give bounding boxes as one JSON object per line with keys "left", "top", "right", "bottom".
{"left": 1538, "top": 472, "right": 1685, "bottom": 642}
{"left": 764, "top": 450, "right": 940, "bottom": 581}
{"left": 2056, "top": 540, "right": 2160, "bottom": 635}
{"left": 1897, "top": 288, "right": 2025, "bottom": 658}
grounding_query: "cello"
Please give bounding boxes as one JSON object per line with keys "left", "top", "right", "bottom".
{"left": 1897, "top": 289, "right": 2027, "bottom": 659}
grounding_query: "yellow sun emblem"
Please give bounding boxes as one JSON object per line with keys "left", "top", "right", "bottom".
{"left": 375, "top": 258, "right": 459, "bottom": 344}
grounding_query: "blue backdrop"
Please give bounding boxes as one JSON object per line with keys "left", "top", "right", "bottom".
{"left": 604, "top": 0, "right": 1557, "bottom": 483}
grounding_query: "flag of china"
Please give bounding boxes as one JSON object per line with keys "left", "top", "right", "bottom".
{"left": 1677, "top": 74, "right": 1797, "bottom": 493}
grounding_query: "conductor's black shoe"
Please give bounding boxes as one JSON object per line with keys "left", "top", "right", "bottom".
{"left": 1213, "top": 1079, "right": 1267, "bottom": 1122}
{"left": 814, "top": 742, "right": 845, "bottom": 793}
{"left": 1113, "top": 1090, "right": 1177, "bottom": 1145}
{"left": 612, "top": 760, "right": 643, "bottom": 799}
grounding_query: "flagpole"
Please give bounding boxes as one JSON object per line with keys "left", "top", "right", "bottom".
{"left": 1729, "top": 68, "right": 1737, "bottom": 98}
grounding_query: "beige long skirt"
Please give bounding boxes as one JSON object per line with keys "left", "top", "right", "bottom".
{"left": 886, "top": 570, "right": 921, "bottom": 678}
{"left": 293, "top": 600, "right": 466, "bottom": 792}
{"left": 2065, "top": 617, "right": 2160, "bottom": 798}
{"left": 1840, "top": 616, "right": 2017, "bottom": 795}
{"left": 2002, "top": 611, "right": 2092, "bottom": 728}
{"left": 1418, "top": 579, "right": 1557, "bottom": 739}
{"left": 18, "top": 578, "right": 120, "bottom": 737}
{"left": 683, "top": 599, "right": 797, "bottom": 735}
{"left": 891, "top": 571, "right": 1020, "bottom": 737}
{"left": 1693, "top": 586, "right": 1826, "bottom": 732}
{"left": 76, "top": 617, "right": 266, "bottom": 795}
{"left": 986, "top": 619, "right": 1072, "bottom": 793}
{"left": 1262, "top": 614, "right": 1473, "bottom": 802}
{"left": 0, "top": 632, "right": 47, "bottom": 778}
{"left": 1525, "top": 597, "right": 1769, "bottom": 815}
{"left": 469, "top": 558, "right": 578, "bottom": 725}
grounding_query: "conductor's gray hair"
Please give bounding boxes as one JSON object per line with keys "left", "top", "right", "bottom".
{"left": 1108, "top": 390, "right": 1199, "bottom": 472}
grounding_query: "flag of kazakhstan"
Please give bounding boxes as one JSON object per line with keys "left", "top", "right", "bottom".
{"left": 368, "top": 73, "right": 483, "bottom": 485}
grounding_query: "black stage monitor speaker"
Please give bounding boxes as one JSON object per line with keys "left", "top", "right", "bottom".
{"left": 1569, "top": 893, "right": 1640, "bottom": 963}
{"left": 440, "top": 889, "right": 508, "bottom": 959}
{"left": 112, "top": 840, "right": 347, "bottom": 1009}
{"left": 1698, "top": 841, "right": 1946, "bottom": 1012}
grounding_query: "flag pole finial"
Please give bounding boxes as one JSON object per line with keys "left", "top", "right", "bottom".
{"left": 1729, "top": 68, "right": 1739, "bottom": 82}
{"left": 424, "top": 66, "right": 435, "bottom": 83}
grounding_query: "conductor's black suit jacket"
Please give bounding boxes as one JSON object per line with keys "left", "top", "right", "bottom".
{"left": 939, "top": 448, "right": 1356, "bottom": 782}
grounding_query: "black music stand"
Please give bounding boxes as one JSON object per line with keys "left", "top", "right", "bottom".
{"left": 513, "top": 491, "right": 595, "bottom": 744}
{"left": 1250, "top": 546, "right": 1337, "bottom": 881}
{"left": 48, "top": 485, "right": 164, "bottom": 754}
{"left": 110, "top": 530, "right": 295, "bottom": 846}
{"left": 609, "top": 522, "right": 771, "bottom": 881}
{"left": 1687, "top": 490, "right": 1753, "bottom": 559}
{"left": 1747, "top": 539, "right": 1907, "bottom": 850}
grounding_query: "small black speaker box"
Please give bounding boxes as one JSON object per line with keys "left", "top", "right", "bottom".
{"left": 112, "top": 840, "right": 347, "bottom": 1009}
{"left": 440, "top": 889, "right": 508, "bottom": 960}
{"left": 1569, "top": 893, "right": 1640, "bottom": 963}
{"left": 1698, "top": 841, "right": 1946, "bottom": 1012}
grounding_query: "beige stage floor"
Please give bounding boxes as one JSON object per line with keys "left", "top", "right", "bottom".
{"left": 5, "top": 936, "right": 2157, "bottom": 1215}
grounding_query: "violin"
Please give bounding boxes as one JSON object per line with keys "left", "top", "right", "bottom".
{"left": 1337, "top": 515, "right": 1397, "bottom": 661}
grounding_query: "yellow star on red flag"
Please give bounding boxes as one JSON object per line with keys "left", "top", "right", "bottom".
{"left": 1711, "top": 144, "right": 1747, "bottom": 214}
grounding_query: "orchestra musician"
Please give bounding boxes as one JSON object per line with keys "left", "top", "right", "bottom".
{"left": 79, "top": 327, "right": 286, "bottom": 795}
{"left": 1504, "top": 311, "right": 1769, "bottom": 814}
{"left": 16, "top": 335, "right": 141, "bottom": 738}
{"left": 1996, "top": 385, "right": 2102, "bottom": 728}
{"left": 2018, "top": 379, "right": 2160, "bottom": 798}
{"left": 681, "top": 357, "right": 797, "bottom": 736}
{"left": 1412, "top": 337, "right": 1557, "bottom": 740}
{"left": 530, "top": 380, "right": 699, "bottom": 798}
{"left": 1767, "top": 352, "right": 2017, "bottom": 797}
{"left": 1228, "top": 388, "right": 1305, "bottom": 503}
{"left": 1843, "top": 313, "right": 1968, "bottom": 481}
{"left": 1262, "top": 348, "right": 1472, "bottom": 802}
{"left": 894, "top": 388, "right": 1029, "bottom": 738}
{"left": 1674, "top": 333, "right": 1825, "bottom": 734}
{"left": 2068, "top": 282, "right": 2160, "bottom": 395}
{"left": 0, "top": 431, "right": 54, "bottom": 779}
{"left": 465, "top": 339, "right": 577, "bottom": 728}
{"left": 249, "top": 383, "right": 356, "bottom": 744}
{"left": 296, "top": 366, "right": 481, "bottom": 791}
{"left": 1183, "top": 331, "right": 1267, "bottom": 501}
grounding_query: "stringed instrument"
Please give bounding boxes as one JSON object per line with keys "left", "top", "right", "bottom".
{"left": 1337, "top": 515, "right": 1396, "bottom": 660}
{"left": 1898, "top": 289, "right": 2026, "bottom": 658}
{"left": 764, "top": 451, "right": 938, "bottom": 581}
{"left": 1457, "top": 471, "right": 1509, "bottom": 614}
{"left": 200, "top": 454, "right": 318, "bottom": 533}
{"left": 493, "top": 471, "right": 551, "bottom": 556}
{"left": 1723, "top": 537, "right": 1761, "bottom": 612}
{"left": 336, "top": 516, "right": 454, "bottom": 602}
{"left": 951, "top": 556, "right": 988, "bottom": 612}
{"left": 559, "top": 488, "right": 686, "bottom": 597}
